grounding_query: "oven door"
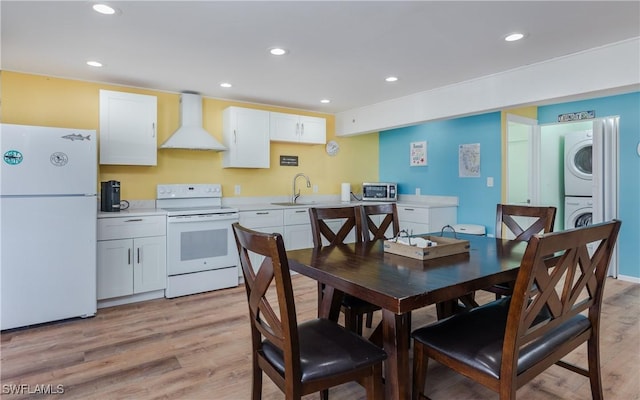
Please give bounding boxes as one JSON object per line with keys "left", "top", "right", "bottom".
{"left": 166, "top": 213, "right": 239, "bottom": 276}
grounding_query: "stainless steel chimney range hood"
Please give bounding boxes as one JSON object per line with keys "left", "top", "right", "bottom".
{"left": 160, "top": 92, "right": 226, "bottom": 151}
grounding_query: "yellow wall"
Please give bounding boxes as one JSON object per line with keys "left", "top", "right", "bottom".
{"left": 1, "top": 71, "right": 379, "bottom": 200}
{"left": 500, "top": 106, "right": 538, "bottom": 201}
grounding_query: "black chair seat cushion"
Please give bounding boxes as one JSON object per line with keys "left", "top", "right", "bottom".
{"left": 262, "top": 318, "right": 387, "bottom": 382}
{"left": 411, "top": 297, "right": 590, "bottom": 379}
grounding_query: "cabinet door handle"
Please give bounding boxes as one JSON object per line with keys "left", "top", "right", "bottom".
{"left": 296, "top": 122, "right": 300, "bottom": 136}
{"left": 125, "top": 219, "right": 143, "bottom": 222}
{"left": 137, "top": 248, "right": 141, "bottom": 264}
{"left": 152, "top": 122, "right": 156, "bottom": 138}
{"left": 128, "top": 248, "right": 132, "bottom": 265}
{"left": 295, "top": 210, "right": 306, "bottom": 213}
{"left": 234, "top": 129, "right": 237, "bottom": 144}
{"left": 256, "top": 212, "right": 269, "bottom": 215}
{"left": 301, "top": 123, "right": 304, "bottom": 135}
{"left": 403, "top": 208, "right": 415, "bottom": 211}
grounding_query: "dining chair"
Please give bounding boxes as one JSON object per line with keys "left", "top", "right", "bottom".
{"left": 486, "top": 204, "right": 558, "bottom": 298}
{"left": 359, "top": 203, "right": 401, "bottom": 330}
{"left": 309, "top": 206, "right": 381, "bottom": 335}
{"left": 360, "top": 202, "right": 400, "bottom": 242}
{"left": 411, "top": 219, "right": 621, "bottom": 400}
{"left": 232, "top": 223, "right": 387, "bottom": 400}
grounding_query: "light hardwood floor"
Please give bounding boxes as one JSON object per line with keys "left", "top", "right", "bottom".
{"left": 1, "top": 275, "right": 638, "bottom": 399}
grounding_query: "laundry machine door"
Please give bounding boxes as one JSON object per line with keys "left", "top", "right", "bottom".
{"left": 568, "top": 210, "right": 592, "bottom": 229}
{"left": 565, "top": 196, "right": 593, "bottom": 230}
{"left": 567, "top": 141, "right": 593, "bottom": 181}
{"left": 564, "top": 131, "right": 593, "bottom": 197}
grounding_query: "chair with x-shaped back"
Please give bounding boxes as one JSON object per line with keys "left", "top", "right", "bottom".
{"left": 233, "top": 222, "right": 387, "bottom": 400}
{"left": 360, "top": 203, "right": 400, "bottom": 242}
{"left": 412, "top": 219, "right": 621, "bottom": 400}
{"left": 485, "top": 204, "right": 557, "bottom": 298}
{"left": 309, "top": 206, "right": 380, "bottom": 335}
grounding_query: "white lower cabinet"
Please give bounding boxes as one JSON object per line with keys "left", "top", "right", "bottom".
{"left": 396, "top": 205, "right": 457, "bottom": 236}
{"left": 284, "top": 208, "right": 314, "bottom": 250}
{"left": 239, "top": 210, "right": 284, "bottom": 273}
{"left": 97, "top": 215, "right": 166, "bottom": 306}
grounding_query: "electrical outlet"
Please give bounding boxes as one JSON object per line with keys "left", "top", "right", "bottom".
{"left": 415, "top": 188, "right": 421, "bottom": 195}
{"left": 234, "top": 185, "right": 241, "bottom": 195}
{"left": 313, "top": 184, "right": 319, "bottom": 193}
{"left": 487, "top": 177, "right": 494, "bottom": 187}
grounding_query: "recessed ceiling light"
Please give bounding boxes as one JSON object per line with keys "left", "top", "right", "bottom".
{"left": 505, "top": 32, "right": 525, "bottom": 42}
{"left": 93, "top": 4, "right": 116, "bottom": 15}
{"left": 220, "top": 82, "right": 232, "bottom": 88}
{"left": 87, "top": 60, "right": 103, "bottom": 67}
{"left": 269, "top": 47, "right": 288, "bottom": 56}
{"left": 320, "top": 99, "right": 330, "bottom": 104}
{"left": 385, "top": 76, "right": 399, "bottom": 82}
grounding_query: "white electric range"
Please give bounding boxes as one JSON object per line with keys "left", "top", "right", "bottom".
{"left": 156, "top": 184, "right": 239, "bottom": 298}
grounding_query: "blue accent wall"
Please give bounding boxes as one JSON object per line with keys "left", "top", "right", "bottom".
{"left": 380, "top": 112, "right": 502, "bottom": 235}
{"left": 379, "top": 92, "right": 639, "bottom": 279}
{"left": 538, "top": 92, "right": 640, "bottom": 279}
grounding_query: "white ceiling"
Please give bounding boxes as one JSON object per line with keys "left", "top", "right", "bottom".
{"left": 2, "top": 1, "right": 639, "bottom": 114}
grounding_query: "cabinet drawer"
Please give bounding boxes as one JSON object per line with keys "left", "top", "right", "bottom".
{"left": 239, "top": 210, "right": 284, "bottom": 228}
{"left": 98, "top": 215, "right": 166, "bottom": 240}
{"left": 284, "top": 208, "right": 311, "bottom": 225}
{"left": 397, "top": 206, "right": 430, "bottom": 224}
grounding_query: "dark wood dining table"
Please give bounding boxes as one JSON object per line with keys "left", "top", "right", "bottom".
{"left": 286, "top": 233, "right": 528, "bottom": 400}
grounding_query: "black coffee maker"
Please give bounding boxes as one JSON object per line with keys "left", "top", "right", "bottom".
{"left": 101, "top": 180, "right": 121, "bottom": 212}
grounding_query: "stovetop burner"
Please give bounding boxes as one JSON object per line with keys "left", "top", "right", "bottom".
{"left": 162, "top": 205, "right": 238, "bottom": 217}
{"left": 156, "top": 184, "right": 238, "bottom": 216}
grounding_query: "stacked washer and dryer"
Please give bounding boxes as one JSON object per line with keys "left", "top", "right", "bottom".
{"left": 564, "top": 131, "right": 593, "bottom": 229}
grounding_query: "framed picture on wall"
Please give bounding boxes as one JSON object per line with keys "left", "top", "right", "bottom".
{"left": 410, "top": 141, "right": 427, "bottom": 166}
{"left": 459, "top": 143, "right": 480, "bottom": 177}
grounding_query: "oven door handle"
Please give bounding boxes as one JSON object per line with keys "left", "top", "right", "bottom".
{"left": 167, "top": 213, "right": 239, "bottom": 223}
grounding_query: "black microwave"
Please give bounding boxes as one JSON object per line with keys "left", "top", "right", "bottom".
{"left": 362, "top": 182, "right": 397, "bottom": 201}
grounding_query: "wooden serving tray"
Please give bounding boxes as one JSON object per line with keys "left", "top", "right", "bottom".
{"left": 383, "top": 235, "right": 470, "bottom": 260}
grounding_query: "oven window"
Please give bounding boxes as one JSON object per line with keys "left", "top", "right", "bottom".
{"left": 181, "top": 228, "right": 228, "bottom": 261}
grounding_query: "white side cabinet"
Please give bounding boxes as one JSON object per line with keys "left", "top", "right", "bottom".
{"left": 97, "top": 214, "right": 166, "bottom": 306}
{"left": 239, "top": 209, "right": 284, "bottom": 273}
{"left": 270, "top": 112, "right": 326, "bottom": 144}
{"left": 99, "top": 89, "right": 158, "bottom": 166}
{"left": 283, "top": 208, "right": 314, "bottom": 250}
{"left": 396, "top": 205, "right": 457, "bottom": 236}
{"left": 222, "top": 106, "right": 270, "bottom": 168}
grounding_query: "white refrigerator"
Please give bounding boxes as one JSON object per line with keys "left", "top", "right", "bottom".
{"left": 1, "top": 124, "right": 97, "bottom": 330}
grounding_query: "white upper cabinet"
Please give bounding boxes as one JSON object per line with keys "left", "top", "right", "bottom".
{"left": 222, "top": 106, "right": 270, "bottom": 168}
{"left": 270, "top": 112, "right": 326, "bottom": 144}
{"left": 99, "top": 90, "right": 158, "bottom": 166}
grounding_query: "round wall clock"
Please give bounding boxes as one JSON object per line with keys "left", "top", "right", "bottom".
{"left": 326, "top": 140, "right": 340, "bottom": 156}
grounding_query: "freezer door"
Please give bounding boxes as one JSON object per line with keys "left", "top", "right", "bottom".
{"left": 1, "top": 196, "right": 97, "bottom": 330}
{"left": 1, "top": 124, "right": 97, "bottom": 196}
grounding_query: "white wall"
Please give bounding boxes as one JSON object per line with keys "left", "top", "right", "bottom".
{"left": 337, "top": 38, "right": 640, "bottom": 136}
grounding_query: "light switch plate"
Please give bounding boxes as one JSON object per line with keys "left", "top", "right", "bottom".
{"left": 234, "top": 185, "right": 241, "bottom": 195}
{"left": 487, "top": 177, "right": 494, "bottom": 187}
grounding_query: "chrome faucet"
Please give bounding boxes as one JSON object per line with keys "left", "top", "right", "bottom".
{"left": 292, "top": 173, "right": 311, "bottom": 203}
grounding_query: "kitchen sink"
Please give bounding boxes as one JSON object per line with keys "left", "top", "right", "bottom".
{"left": 271, "top": 202, "right": 315, "bottom": 207}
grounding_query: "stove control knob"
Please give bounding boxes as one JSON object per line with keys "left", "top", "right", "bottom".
{"left": 214, "top": 187, "right": 220, "bottom": 193}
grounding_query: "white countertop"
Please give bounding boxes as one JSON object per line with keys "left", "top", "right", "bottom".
{"left": 98, "top": 208, "right": 167, "bottom": 218}
{"left": 96, "top": 194, "right": 458, "bottom": 216}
